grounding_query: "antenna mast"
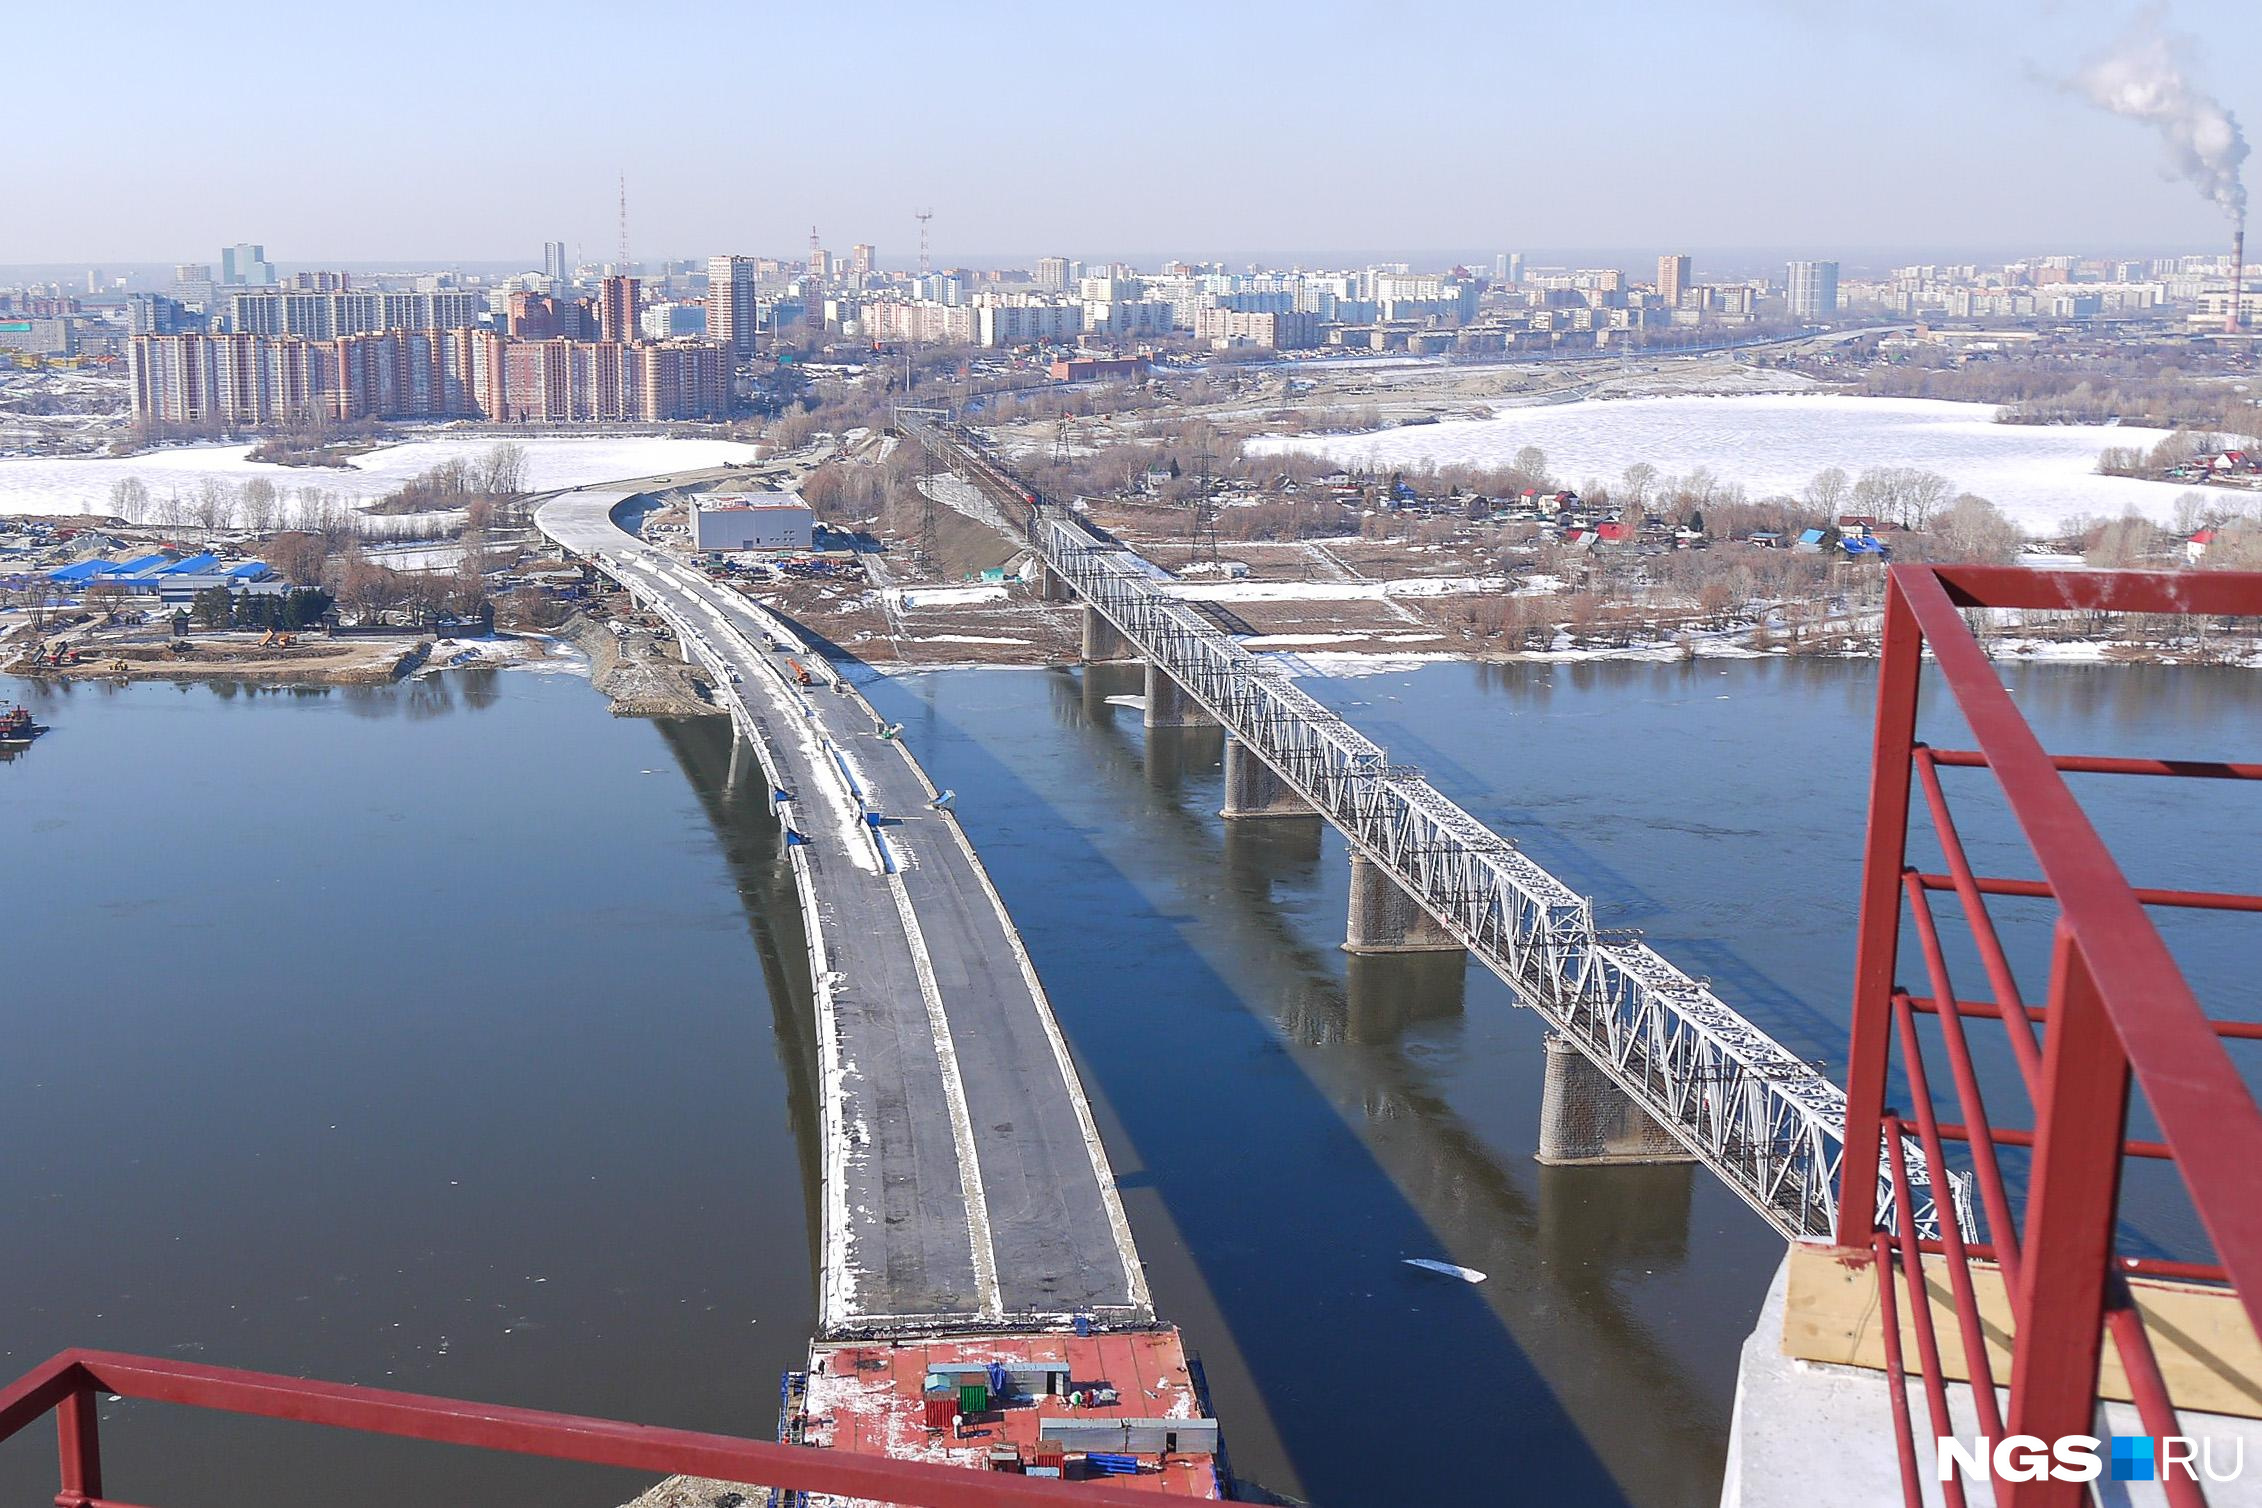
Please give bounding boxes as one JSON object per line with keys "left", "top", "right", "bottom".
{"left": 915, "top": 208, "right": 934, "bottom": 278}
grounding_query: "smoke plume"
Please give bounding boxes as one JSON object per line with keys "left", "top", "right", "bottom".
{"left": 2074, "top": 13, "right": 2249, "bottom": 222}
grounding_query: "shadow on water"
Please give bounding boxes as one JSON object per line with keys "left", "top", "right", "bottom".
{"left": 867, "top": 662, "right": 1749, "bottom": 1508}
{"left": 651, "top": 716, "right": 829, "bottom": 1280}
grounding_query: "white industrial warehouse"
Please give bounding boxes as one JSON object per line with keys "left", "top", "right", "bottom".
{"left": 691, "top": 492, "right": 815, "bottom": 552}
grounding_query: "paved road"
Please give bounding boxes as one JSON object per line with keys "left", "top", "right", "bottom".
{"left": 536, "top": 488, "right": 1150, "bottom": 1338}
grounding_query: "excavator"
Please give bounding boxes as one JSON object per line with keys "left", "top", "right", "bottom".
{"left": 259, "top": 628, "right": 296, "bottom": 649}
{"left": 787, "top": 658, "right": 815, "bottom": 687}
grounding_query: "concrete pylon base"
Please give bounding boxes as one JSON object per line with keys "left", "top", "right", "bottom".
{"left": 1535, "top": 1034, "right": 1696, "bottom": 1165}
{"left": 1040, "top": 565, "right": 1073, "bottom": 602}
{"left": 1221, "top": 738, "right": 1317, "bottom": 819}
{"left": 1342, "top": 854, "right": 1466, "bottom": 955}
{"left": 1081, "top": 604, "right": 1135, "bottom": 663}
{"left": 1144, "top": 662, "right": 1215, "bottom": 728}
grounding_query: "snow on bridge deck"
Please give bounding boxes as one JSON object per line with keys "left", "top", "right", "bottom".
{"left": 535, "top": 487, "right": 1150, "bottom": 1338}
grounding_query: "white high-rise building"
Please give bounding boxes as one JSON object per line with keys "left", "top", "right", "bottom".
{"left": 1786, "top": 260, "right": 1840, "bottom": 320}
{"left": 706, "top": 255, "right": 761, "bottom": 355}
{"left": 543, "top": 241, "right": 568, "bottom": 281}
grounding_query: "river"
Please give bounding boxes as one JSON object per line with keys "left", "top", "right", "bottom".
{"left": 2, "top": 656, "right": 2252, "bottom": 1505}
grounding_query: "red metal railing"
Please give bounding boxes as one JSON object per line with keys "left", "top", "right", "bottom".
{"left": 1836, "top": 564, "right": 2262, "bottom": 1507}
{"left": 0, "top": 1349, "right": 1173, "bottom": 1508}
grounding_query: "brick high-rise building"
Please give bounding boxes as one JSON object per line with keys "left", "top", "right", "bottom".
{"left": 598, "top": 275, "right": 641, "bottom": 343}
{"left": 1657, "top": 253, "right": 1691, "bottom": 309}
{"left": 130, "top": 331, "right": 726, "bottom": 427}
{"left": 851, "top": 243, "right": 876, "bottom": 278}
{"left": 706, "top": 255, "right": 760, "bottom": 355}
{"left": 507, "top": 292, "right": 596, "bottom": 340}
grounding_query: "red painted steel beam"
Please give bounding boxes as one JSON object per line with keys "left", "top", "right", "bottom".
{"left": 1839, "top": 573, "right": 1927, "bottom": 1243}
{"left": 1911, "top": 1239, "right": 2226, "bottom": 1285}
{"left": 1908, "top": 995, "right": 2262, "bottom": 1041}
{"left": 2004, "top": 934, "right": 2132, "bottom": 1508}
{"left": 1910, "top": 872, "right": 2262, "bottom": 915}
{"left": 0, "top": 1355, "right": 84, "bottom": 1447}
{"left": 1925, "top": 748, "right": 2262, "bottom": 781}
{"left": 1925, "top": 564, "right": 2262, "bottom": 616}
{"left": 0, "top": 1351, "right": 1178, "bottom": 1508}
{"left": 1892, "top": 565, "right": 2262, "bottom": 1332}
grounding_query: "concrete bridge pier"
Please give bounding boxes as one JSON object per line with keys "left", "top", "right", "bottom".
{"left": 1040, "top": 566, "right": 1073, "bottom": 602}
{"left": 1081, "top": 605, "right": 1136, "bottom": 663}
{"left": 1535, "top": 1035, "right": 1696, "bottom": 1166}
{"left": 1343, "top": 855, "right": 1467, "bottom": 955}
{"left": 1144, "top": 663, "right": 1216, "bottom": 728}
{"left": 1221, "top": 738, "right": 1317, "bottom": 820}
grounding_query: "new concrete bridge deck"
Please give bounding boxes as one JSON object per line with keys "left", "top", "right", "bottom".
{"left": 535, "top": 486, "right": 1149, "bottom": 1339}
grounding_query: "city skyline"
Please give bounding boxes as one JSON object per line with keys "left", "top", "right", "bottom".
{"left": 10, "top": 0, "right": 2254, "bottom": 265}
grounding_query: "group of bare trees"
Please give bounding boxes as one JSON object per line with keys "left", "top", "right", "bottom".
{"left": 365, "top": 444, "right": 529, "bottom": 523}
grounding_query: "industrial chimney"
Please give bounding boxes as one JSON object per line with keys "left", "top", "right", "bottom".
{"left": 2232, "top": 224, "right": 2248, "bottom": 334}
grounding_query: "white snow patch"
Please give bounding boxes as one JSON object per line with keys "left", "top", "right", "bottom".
{"left": 0, "top": 435, "right": 764, "bottom": 521}
{"left": 1249, "top": 394, "right": 2209, "bottom": 531}
{"left": 889, "top": 584, "right": 1009, "bottom": 609}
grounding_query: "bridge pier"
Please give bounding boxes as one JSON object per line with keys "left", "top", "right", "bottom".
{"left": 1343, "top": 854, "right": 1466, "bottom": 955}
{"left": 1040, "top": 565, "right": 1073, "bottom": 602}
{"left": 1535, "top": 1035, "right": 1695, "bottom": 1166}
{"left": 1144, "top": 663, "right": 1215, "bottom": 728}
{"left": 1221, "top": 738, "right": 1317, "bottom": 819}
{"left": 1081, "top": 605, "right": 1136, "bottom": 664}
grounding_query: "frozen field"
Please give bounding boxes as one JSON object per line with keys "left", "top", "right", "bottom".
{"left": 1249, "top": 394, "right": 2203, "bottom": 531}
{"left": 0, "top": 434, "right": 762, "bottom": 520}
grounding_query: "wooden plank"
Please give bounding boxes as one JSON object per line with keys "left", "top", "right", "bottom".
{"left": 1781, "top": 1242, "right": 2262, "bottom": 1419}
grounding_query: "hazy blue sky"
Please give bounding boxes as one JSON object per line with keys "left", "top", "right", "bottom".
{"left": 13, "top": 0, "right": 2256, "bottom": 268}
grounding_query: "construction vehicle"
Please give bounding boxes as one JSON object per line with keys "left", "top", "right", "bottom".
{"left": 259, "top": 629, "right": 296, "bottom": 649}
{"left": 787, "top": 658, "right": 814, "bottom": 687}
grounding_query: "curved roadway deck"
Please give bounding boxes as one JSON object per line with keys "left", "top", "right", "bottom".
{"left": 536, "top": 488, "right": 1149, "bottom": 1339}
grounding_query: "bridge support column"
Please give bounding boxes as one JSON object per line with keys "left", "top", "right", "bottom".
{"left": 1343, "top": 854, "right": 1465, "bottom": 955}
{"left": 1040, "top": 565, "right": 1073, "bottom": 602}
{"left": 1535, "top": 1034, "right": 1695, "bottom": 1166}
{"left": 1222, "top": 738, "right": 1316, "bottom": 819}
{"left": 1144, "top": 663, "right": 1215, "bottom": 728}
{"left": 1081, "top": 605, "right": 1135, "bottom": 663}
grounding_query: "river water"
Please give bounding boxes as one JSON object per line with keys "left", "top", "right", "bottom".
{"left": 2, "top": 656, "right": 2253, "bottom": 1506}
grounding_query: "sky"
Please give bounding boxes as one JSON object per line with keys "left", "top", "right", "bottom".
{"left": 10, "top": 0, "right": 2257, "bottom": 270}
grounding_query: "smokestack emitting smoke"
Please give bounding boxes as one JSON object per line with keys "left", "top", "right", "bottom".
{"left": 2074, "top": 15, "right": 2249, "bottom": 224}
{"left": 2072, "top": 14, "right": 2249, "bottom": 332}
{"left": 2232, "top": 226, "right": 2246, "bottom": 334}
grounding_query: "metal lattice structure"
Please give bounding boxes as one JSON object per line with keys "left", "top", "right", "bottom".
{"left": 1028, "top": 498, "right": 1942, "bottom": 1241}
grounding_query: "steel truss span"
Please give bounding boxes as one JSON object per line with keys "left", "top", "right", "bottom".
{"left": 1028, "top": 499, "right": 1945, "bottom": 1241}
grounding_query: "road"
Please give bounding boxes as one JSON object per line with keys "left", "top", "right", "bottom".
{"left": 535, "top": 487, "right": 1150, "bottom": 1338}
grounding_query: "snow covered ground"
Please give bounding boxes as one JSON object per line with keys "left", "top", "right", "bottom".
{"left": 0, "top": 434, "right": 763, "bottom": 521}
{"left": 1247, "top": 394, "right": 2206, "bottom": 532}
{"left": 1160, "top": 575, "right": 1503, "bottom": 602}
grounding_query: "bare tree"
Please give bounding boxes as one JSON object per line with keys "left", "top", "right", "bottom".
{"left": 192, "top": 477, "right": 231, "bottom": 538}
{"left": 1902, "top": 469, "right": 1953, "bottom": 531}
{"left": 1806, "top": 467, "right": 1850, "bottom": 515}
{"left": 241, "top": 477, "right": 279, "bottom": 535}
{"left": 2085, "top": 514, "right": 2157, "bottom": 569}
{"left": 109, "top": 476, "right": 150, "bottom": 523}
{"left": 1928, "top": 494, "right": 2025, "bottom": 564}
{"left": 1621, "top": 461, "right": 1657, "bottom": 507}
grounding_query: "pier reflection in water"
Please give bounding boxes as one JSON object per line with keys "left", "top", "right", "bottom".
{"left": 870, "top": 661, "right": 1754, "bottom": 1508}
